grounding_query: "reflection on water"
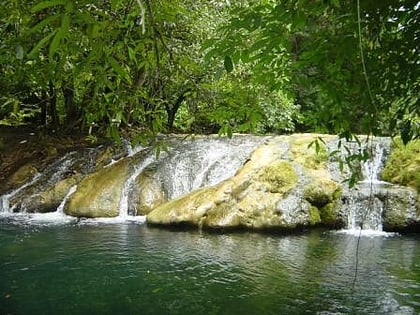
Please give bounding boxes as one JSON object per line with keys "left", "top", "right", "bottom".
{"left": 0, "top": 220, "right": 419, "bottom": 315}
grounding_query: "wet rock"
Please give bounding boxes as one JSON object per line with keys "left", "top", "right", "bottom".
{"left": 65, "top": 159, "right": 129, "bottom": 218}
{"left": 26, "top": 176, "right": 81, "bottom": 213}
{"left": 382, "top": 186, "right": 419, "bottom": 231}
{"left": 147, "top": 136, "right": 336, "bottom": 231}
{"left": 7, "top": 164, "right": 38, "bottom": 189}
{"left": 129, "top": 169, "right": 167, "bottom": 215}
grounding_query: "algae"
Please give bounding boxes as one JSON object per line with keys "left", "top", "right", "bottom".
{"left": 382, "top": 138, "right": 420, "bottom": 192}
{"left": 382, "top": 138, "right": 420, "bottom": 213}
{"left": 258, "top": 161, "right": 298, "bottom": 194}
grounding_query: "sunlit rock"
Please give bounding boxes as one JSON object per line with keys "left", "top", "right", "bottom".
{"left": 129, "top": 169, "right": 167, "bottom": 215}
{"left": 147, "top": 135, "right": 337, "bottom": 230}
{"left": 382, "top": 186, "right": 419, "bottom": 231}
{"left": 65, "top": 159, "right": 129, "bottom": 217}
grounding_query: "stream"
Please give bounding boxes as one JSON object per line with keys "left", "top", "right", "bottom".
{"left": 1, "top": 220, "right": 419, "bottom": 315}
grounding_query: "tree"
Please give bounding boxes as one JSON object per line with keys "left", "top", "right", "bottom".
{"left": 207, "top": 0, "right": 419, "bottom": 142}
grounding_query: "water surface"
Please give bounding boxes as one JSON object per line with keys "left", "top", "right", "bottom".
{"left": 1, "top": 220, "right": 419, "bottom": 314}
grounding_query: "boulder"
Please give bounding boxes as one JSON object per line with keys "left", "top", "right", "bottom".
{"left": 24, "top": 176, "right": 81, "bottom": 213}
{"left": 382, "top": 186, "right": 419, "bottom": 231}
{"left": 147, "top": 136, "right": 340, "bottom": 231}
{"left": 65, "top": 159, "right": 129, "bottom": 217}
{"left": 129, "top": 169, "right": 167, "bottom": 215}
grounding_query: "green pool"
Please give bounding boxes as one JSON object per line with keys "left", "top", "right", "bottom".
{"left": 1, "top": 219, "right": 419, "bottom": 314}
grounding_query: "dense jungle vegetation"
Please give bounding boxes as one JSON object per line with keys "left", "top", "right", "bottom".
{"left": 0, "top": 0, "right": 418, "bottom": 144}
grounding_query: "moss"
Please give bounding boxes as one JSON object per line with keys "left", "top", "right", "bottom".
{"left": 308, "top": 206, "right": 321, "bottom": 225}
{"left": 303, "top": 179, "right": 342, "bottom": 225}
{"left": 303, "top": 179, "right": 342, "bottom": 208}
{"left": 319, "top": 202, "right": 339, "bottom": 225}
{"left": 258, "top": 161, "right": 298, "bottom": 194}
{"left": 382, "top": 138, "right": 420, "bottom": 192}
{"left": 382, "top": 138, "right": 420, "bottom": 213}
{"left": 290, "top": 135, "right": 329, "bottom": 170}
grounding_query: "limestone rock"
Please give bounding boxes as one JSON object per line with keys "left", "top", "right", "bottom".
{"left": 8, "top": 164, "right": 38, "bottom": 189}
{"left": 26, "top": 176, "right": 81, "bottom": 213}
{"left": 65, "top": 159, "right": 129, "bottom": 217}
{"left": 382, "top": 186, "right": 419, "bottom": 231}
{"left": 147, "top": 136, "right": 336, "bottom": 231}
{"left": 129, "top": 170, "right": 167, "bottom": 215}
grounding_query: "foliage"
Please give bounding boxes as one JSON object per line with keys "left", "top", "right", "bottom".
{"left": 381, "top": 138, "right": 420, "bottom": 192}
{"left": 207, "top": 0, "right": 419, "bottom": 141}
{"left": 0, "top": 0, "right": 418, "bottom": 143}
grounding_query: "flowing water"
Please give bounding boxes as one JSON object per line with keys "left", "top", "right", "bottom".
{"left": 0, "top": 220, "right": 419, "bottom": 315}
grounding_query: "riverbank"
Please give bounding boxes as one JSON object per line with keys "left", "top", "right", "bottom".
{"left": 0, "top": 126, "right": 90, "bottom": 193}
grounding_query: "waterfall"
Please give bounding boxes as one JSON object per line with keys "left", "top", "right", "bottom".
{"left": 56, "top": 185, "right": 77, "bottom": 214}
{"left": 342, "top": 141, "right": 390, "bottom": 233}
{"left": 157, "top": 137, "right": 263, "bottom": 199}
{"left": 118, "top": 154, "right": 156, "bottom": 219}
{"left": 360, "top": 143, "right": 386, "bottom": 184}
{"left": 0, "top": 172, "right": 41, "bottom": 214}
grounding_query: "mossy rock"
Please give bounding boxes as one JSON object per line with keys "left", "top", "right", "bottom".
{"left": 65, "top": 160, "right": 129, "bottom": 217}
{"left": 32, "top": 176, "right": 82, "bottom": 213}
{"left": 303, "top": 179, "right": 342, "bottom": 208}
{"left": 319, "top": 201, "right": 341, "bottom": 225}
{"left": 289, "top": 134, "right": 330, "bottom": 170}
{"left": 303, "top": 179, "right": 342, "bottom": 225}
{"left": 147, "top": 186, "right": 218, "bottom": 226}
{"left": 8, "top": 164, "right": 38, "bottom": 188}
{"left": 382, "top": 139, "right": 420, "bottom": 192}
{"left": 381, "top": 138, "right": 420, "bottom": 212}
{"left": 382, "top": 186, "right": 419, "bottom": 230}
{"left": 308, "top": 206, "right": 321, "bottom": 225}
{"left": 257, "top": 161, "right": 297, "bottom": 194}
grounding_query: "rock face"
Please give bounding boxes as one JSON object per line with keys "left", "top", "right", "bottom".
{"left": 382, "top": 185, "right": 419, "bottom": 231}
{"left": 1, "top": 133, "right": 419, "bottom": 233}
{"left": 1, "top": 144, "right": 127, "bottom": 214}
{"left": 129, "top": 169, "right": 167, "bottom": 215}
{"left": 147, "top": 135, "right": 344, "bottom": 231}
{"left": 65, "top": 159, "right": 129, "bottom": 218}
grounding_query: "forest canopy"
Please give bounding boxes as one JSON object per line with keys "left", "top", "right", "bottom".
{"left": 0, "top": 0, "right": 418, "bottom": 143}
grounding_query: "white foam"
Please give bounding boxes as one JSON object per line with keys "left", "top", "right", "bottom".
{"left": 0, "top": 211, "right": 77, "bottom": 226}
{"left": 334, "top": 228, "right": 398, "bottom": 237}
{"left": 78, "top": 215, "right": 146, "bottom": 225}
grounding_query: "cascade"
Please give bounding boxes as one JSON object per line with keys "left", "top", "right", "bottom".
{"left": 157, "top": 137, "right": 263, "bottom": 199}
{"left": 343, "top": 141, "right": 390, "bottom": 232}
{"left": 360, "top": 143, "right": 386, "bottom": 184}
{"left": 118, "top": 153, "right": 156, "bottom": 219}
{"left": 56, "top": 185, "right": 77, "bottom": 214}
{"left": 0, "top": 172, "right": 41, "bottom": 214}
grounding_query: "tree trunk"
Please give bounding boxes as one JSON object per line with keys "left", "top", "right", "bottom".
{"left": 49, "top": 82, "right": 59, "bottom": 127}
{"left": 62, "top": 83, "right": 78, "bottom": 128}
{"left": 166, "top": 89, "right": 191, "bottom": 131}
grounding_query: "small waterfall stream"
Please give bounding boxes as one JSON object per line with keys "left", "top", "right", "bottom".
{"left": 341, "top": 141, "right": 391, "bottom": 233}
{"left": 118, "top": 153, "right": 156, "bottom": 219}
{"left": 0, "top": 172, "right": 41, "bottom": 214}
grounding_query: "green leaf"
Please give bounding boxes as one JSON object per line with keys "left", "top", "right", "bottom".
{"left": 107, "top": 56, "right": 132, "bottom": 84}
{"left": 224, "top": 55, "right": 233, "bottom": 73}
{"left": 28, "top": 31, "right": 57, "bottom": 58}
{"left": 31, "top": 0, "right": 66, "bottom": 12}
{"left": 27, "top": 15, "right": 60, "bottom": 34}
{"left": 49, "top": 29, "right": 63, "bottom": 58}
